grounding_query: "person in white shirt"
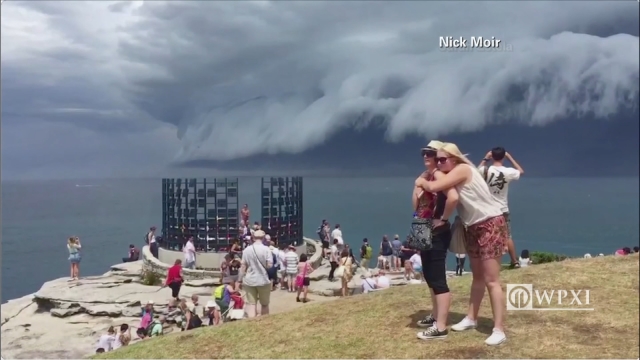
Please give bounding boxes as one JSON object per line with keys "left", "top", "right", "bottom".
{"left": 183, "top": 236, "right": 196, "bottom": 269}
{"left": 284, "top": 245, "right": 299, "bottom": 292}
{"left": 478, "top": 147, "right": 525, "bottom": 269}
{"left": 519, "top": 249, "right": 533, "bottom": 267}
{"left": 416, "top": 142, "right": 510, "bottom": 346}
{"left": 409, "top": 252, "right": 423, "bottom": 280}
{"left": 376, "top": 270, "right": 391, "bottom": 289}
{"left": 455, "top": 253, "right": 466, "bottom": 276}
{"left": 327, "top": 239, "right": 340, "bottom": 281}
{"left": 362, "top": 272, "right": 377, "bottom": 293}
{"left": 239, "top": 230, "right": 273, "bottom": 318}
{"left": 96, "top": 326, "right": 116, "bottom": 353}
{"left": 112, "top": 324, "right": 131, "bottom": 350}
{"left": 331, "top": 224, "right": 344, "bottom": 249}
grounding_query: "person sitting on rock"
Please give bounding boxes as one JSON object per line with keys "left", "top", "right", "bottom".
{"left": 375, "top": 270, "right": 391, "bottom": 290}
{"left": 122, "top": 244, "right": 140, "bottom": 263}
{"left": 96, "top": 326, "right": 116, "bottom": 353}
{"left": 167, "top": 299, "right": 187, "bottom": 330}
{"left": 112, "top": 323, "right": 131, "bottom": 350}
{"left": 362, "top": 272, "right": 377, "bottom": 294}
{"left": 185, "top": 295, "right": 204, "bottom": 330}
{"left": 148, "top": 316, "right": 166, "bottom": 337}
{"left": 136, "top": 309, "right": 153, "bottom": 339}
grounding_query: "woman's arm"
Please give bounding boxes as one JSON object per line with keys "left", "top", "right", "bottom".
{"left": 417, "top": 165, "right": 469, "bottom": 193}
{"left": 433, "top": 171, "right": 459, "bottom": 219}
{"left": 412, "top": 185, "right": 421, "bottom": 211}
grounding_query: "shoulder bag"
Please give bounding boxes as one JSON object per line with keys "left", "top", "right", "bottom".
{"left": 334, "top": 257, "right": 349, "bottom": 278}
{"left": 408, "top": 183, "right": 434, "bottom": 251}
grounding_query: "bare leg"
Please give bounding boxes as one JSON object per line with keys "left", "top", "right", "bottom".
{"left": 303, "top": 285, "right": 309, "bottom": 300}
{"left": 434, "top": 292, "right": 451, "bottom": 331}
{"left": 506, "top": 238, "right": 517, "bottom": 265}
{"left": 260, "top": 304, "right": 269, "bottom": 316}
{"left": 70, "top": 263, "right": 74, "bottom": 278}
{"left": 245, "top": 304, "right": 257, "bottom": 318}
{"left": 466, "top": 257, "right": 486, "bottom": 321}
{"left": 482, "top": 257, "right": 505, "bottom": 331}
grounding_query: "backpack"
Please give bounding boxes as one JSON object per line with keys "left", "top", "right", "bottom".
{"left": 144, "top": 233, "right": 149, "bottom": 244}
{"left": 267, "top": 253, "right": 278, "bottom": 279}
{"left": 214, "top": 285, "right": 225, "bottom": 299}
{"left": 316, "top": 226, "right": 323, "bottom": 239}
{"left": 364, "top": 245, "right": 373, "bottom": 259}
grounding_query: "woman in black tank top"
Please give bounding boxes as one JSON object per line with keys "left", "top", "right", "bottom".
{"left": 414, "top": 142, "right": 459, "bottom": 341}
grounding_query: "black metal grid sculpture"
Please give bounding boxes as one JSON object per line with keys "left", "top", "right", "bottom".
{"left": 260, "top": 177, "right": 303, "bottom": 247}
{"left": 161, "top": 178, "right": 239, "bottom": 251}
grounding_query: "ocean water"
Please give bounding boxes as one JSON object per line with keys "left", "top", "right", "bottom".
{"left": 2, "top": 177, "right": 638, "bottom": 302}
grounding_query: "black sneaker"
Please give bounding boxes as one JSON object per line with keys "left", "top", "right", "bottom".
{"left": 416, "top": 314, "right": 435, "bottom": 328}
{"left": 417, "top": 326, "right": 448, "bottom": 340}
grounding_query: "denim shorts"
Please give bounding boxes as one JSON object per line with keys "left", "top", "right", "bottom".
{"left": 69, "top": 253, "right": 81, "bottom": 264}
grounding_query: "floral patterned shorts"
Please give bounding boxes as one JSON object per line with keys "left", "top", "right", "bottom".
{"left": 465, "top": 216, "right": 509, "bottom": 260}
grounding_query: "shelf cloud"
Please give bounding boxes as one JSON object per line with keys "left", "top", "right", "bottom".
{"left": 1, "top": 1, "right": 638, "bottom": 178}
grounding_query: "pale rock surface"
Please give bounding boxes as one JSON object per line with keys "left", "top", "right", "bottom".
{"left": 1, "top": 260, "right": 336, "bottom": 359}
{"left": 1, "top": 261, "right": 212, "bottom": 359}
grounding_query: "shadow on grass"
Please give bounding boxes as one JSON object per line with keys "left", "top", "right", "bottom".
{"left": 407, "top": 311, "right": 494, "bottom": 335}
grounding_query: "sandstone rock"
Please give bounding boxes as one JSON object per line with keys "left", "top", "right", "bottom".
{"left": 184, "top": 278, "right": 221, "bottom": 287}
{"left": 85, "top": 304, "right": 123, "bottom": 317}
{"left": 51, "top": 308, "right": 83, "bottom": 318}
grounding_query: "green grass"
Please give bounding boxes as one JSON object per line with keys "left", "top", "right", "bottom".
{"left": 97, "top": 254, "right": 639, "bottom": 359}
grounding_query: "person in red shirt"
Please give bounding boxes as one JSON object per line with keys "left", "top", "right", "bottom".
{"left": 163, "top": 259, "right": 183, "bottom": 300}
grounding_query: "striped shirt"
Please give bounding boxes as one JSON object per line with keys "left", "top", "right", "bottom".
{"left": 285, "top": 251, "right": 299, "bottom": 274}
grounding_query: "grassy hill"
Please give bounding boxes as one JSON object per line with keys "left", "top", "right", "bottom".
{"left": 98, "top": 255, "right": 639, "bottom": 359}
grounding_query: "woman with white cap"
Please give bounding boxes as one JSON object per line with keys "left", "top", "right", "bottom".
{"left": 239, "top": 230, "right": 273, "bottom": 318}
{"left": 412, "top": 140, "right": 459, "bottom": 341}
{"left": 416, "top": 142, "right": 509, "bottom": 346}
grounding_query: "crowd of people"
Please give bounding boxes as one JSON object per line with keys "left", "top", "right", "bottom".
{"left": 87, "top": 139, "right": 637, "bottom": 352}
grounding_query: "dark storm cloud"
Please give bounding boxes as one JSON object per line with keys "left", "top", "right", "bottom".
{"left": 1, "top": 1, "right": 638, "bottom": 179}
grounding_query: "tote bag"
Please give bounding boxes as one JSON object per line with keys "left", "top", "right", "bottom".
{"left": 334, "top": 257, "right": 349, "bottom": 278}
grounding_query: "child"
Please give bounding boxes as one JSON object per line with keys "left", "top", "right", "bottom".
{"left": 409, "top": 251, "right": 423, "bottom": 280}
{"left": 377, "top": 254, "right": 388, "bottom": 270}
{"left": 519, "top": 249, "right": 533, "bottom": 267}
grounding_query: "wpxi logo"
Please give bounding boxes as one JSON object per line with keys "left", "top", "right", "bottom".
{"left": 506, "top": 284, "right": 593, "bottom": 311}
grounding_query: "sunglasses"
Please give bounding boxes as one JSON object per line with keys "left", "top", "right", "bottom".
{"left": 436, "top": 157, "right": 450, "bottom": 164}
{"left": 421, "top": 149, "right": 437, "bottom": 158}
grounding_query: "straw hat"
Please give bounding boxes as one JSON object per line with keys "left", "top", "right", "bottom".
{"left": 424, "top": 140, "right": 444, "bottom": 150}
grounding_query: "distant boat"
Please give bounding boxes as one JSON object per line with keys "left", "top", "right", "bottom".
{"left": 75, "top": 184, "right": 97, "bottom": 187}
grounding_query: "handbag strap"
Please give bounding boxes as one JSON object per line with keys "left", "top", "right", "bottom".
{"left": 252, "top": 244, "right": 269, "bottom": 272}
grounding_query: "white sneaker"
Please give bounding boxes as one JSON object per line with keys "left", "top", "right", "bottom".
{"left": 450, "top": 317, "right": 477, "bottom": 332}
{"left": 484, "top": 328, "right": 506, "bottom": 346}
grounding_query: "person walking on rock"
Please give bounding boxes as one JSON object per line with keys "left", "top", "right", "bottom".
{"left": 163, "top": 259, "right": 184, "bottom": 301}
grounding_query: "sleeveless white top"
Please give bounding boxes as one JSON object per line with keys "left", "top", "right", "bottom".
{"left": 454, "top": 165, "right": 503, "bottom": 226}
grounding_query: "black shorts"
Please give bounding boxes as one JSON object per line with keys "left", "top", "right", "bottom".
{"left": 322, "top": 240, "right": 330, "bottom": 249}
{"left": 302, "top": 277, "right": 310, "bottom": 286}
{"left": 420, "top": 227, "right": 452, "bottom": 295}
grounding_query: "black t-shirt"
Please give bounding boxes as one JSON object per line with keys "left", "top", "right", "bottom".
{"left": 400, "top": 240, "right": 413, "bottom": 259}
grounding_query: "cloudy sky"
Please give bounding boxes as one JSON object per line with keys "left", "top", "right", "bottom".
{"left": 1, "top": 1, "right": 638, "bottom": 180}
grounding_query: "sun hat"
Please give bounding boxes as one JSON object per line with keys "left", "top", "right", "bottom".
{"left": 424, "top": 140, "right": 445, "bottom": 150}
{"left": 206, "top": 300, "right": 217, "bottom": 308}
{"left": 254, "top": 230, "right": 266, "bottom": 239}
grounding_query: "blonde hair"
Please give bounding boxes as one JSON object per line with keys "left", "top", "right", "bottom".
{"left": 439, "top": 142, "right": 475, "bottom": 168}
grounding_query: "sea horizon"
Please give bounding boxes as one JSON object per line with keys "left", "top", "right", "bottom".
{"left": 2, "top": 176, "right": 639, "bottom": 303}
